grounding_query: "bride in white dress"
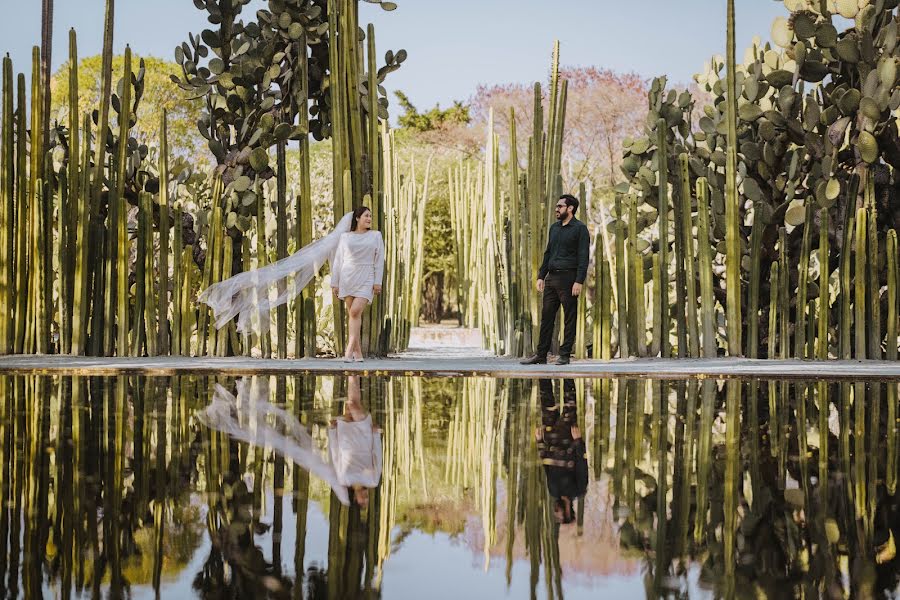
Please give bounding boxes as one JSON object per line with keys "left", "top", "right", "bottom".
{"left": 198, "top": 205, "right": 384, "bottom": 360}
{"left": 330, "top": 206, "right": 385, "bottom": 362}
{"left": 328, "top": 374, "right": 383, "bottom": 507}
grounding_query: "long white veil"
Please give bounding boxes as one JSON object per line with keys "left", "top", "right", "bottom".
{"left": 196, "top": 377, "right": 351, "bottom": 506}
{"left": 198, "top": 211, "right": 354, "bottom": 335}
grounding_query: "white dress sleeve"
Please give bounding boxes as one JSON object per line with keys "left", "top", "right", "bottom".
{"left": 331, "top": 235, "right": 344, "bottom": 289}
{"left": 373, "top": 232, "right": 385, "bottom": 285}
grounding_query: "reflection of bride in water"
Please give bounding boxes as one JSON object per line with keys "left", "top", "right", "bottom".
{"left": 197, "top": 375, "right": 382, "bottom": 507}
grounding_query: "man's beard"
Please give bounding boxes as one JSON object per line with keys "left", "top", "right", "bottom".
{"left": 557, "top": 211, "right": 566, "bottom": 221}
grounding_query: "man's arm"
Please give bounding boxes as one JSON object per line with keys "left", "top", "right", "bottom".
{"left": 575, "top": 223, "right": 590, "bottom": 284}
{"left": 573, "top": 437, "right": 588, "bottom": 496}
{"left": 537, "top": 225, "right": 555, "bottom": 281}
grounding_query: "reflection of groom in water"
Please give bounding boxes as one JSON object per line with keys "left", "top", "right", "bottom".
{"left": 521, "top": 194, "right": 590, "bottom": 366}
{"left": 534, "top": 379, "right": 587, "bottom": 524}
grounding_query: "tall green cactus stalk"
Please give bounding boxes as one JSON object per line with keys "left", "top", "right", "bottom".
{"left": 672, "top": 162, "right": 687, "bottom": 358}
{"left": 855, "top": 207, "right": 867, "bottom": 360}
{"left": 251, "top": 182, "right": 271, "bottom": 357}
{"left": 364, "top": 24, "right": 385, "bottom": 356}
{"left": 327, "top": 0, "right": 349, "bottom": 357}
{"left": 528, "top": 84, "right": 544, "bottom": 340}
{"left": 650, "top": 254, "right": 662, "bottom": 357}
{"left": 115, "top": 48, "right": 132, "bottom": 356}
{"left": 197, "top": 179, "right": 222, "bottom": 356}
{"left": 13, "top": 73, "right": 26, "bottom": 354}
{"left": 746, "top": 202, "right": 763, "bottom": 359}
{"left": 409, "top": 160, "right": 431, "bottom": 348}
{"left": 293, "top": 28, "right": 315, "bottom": 359}
{"left": 61, "top": 29, "right": 80, "bottom": 355}
{"left": 91, "top": 0, "right": 115, "bottom": 351}
{"left": 172, "top": 206, "right": 183, "bottom": 355}
{"left": 0, "top": 56, "right": 12, "bottom": 355}
{"left": 293, "top": 180, "right": 316, "bottom": 356}
{"left": 29, "top": 47, "right": 47, "bottom": 354}
{"left": 656, "top": 120, "right": 671, "bottom": 357}
{"left": 133, "top": 191, "right": 148, "bottom": 356}
{"left": 575, "top": 183, "right": 588, "bottom": 359}
{"left": 544, "top": 42, "right": 567, "bottom": 224}
{"left": 817, "top": 209, "right": 830, "bottom": 359}
{"left": 143, "top": 191, "right": 158, "bottom": 356}
{"left": 614, "top": 195, "right": 629, "bottom": 357}
{"left": 206, "top": 204, "right": 225, "bottom": 358}
{"left": 629, "top": 195, "right": 646, "bottom": 356}
{"left": 157, "top": 110, "right": 170, "bottom": 355}
{"left": 180, "top": 246, "right": 194, "bottom": 355}
{"left": 866, "top": 178, "right": 880, "bottom": 360}
{"left": 795, "top": 200, "right": 814, "bottom": 358}
{"left": 696, "top": 178, "right": 716, "bottom": 357}
{"left": 678, "top": 154, "right": 699, "bottom": 357}
{"left": 276, "top": 141, "right": 288, "bottom": 359}
{"left": 778, "top": 228, "right": 789, "bottom": 360}
{"left": 724, "top": 0, "right": 742, "bottom": 357}
{"left": 593, "top": 225, "right": 612, "bottom": 360}
{"left": 72, "top": 113, "right": 92, "bottom": 355}
{"left": 507, "top": 110, "right": 525, "bottom": 356}
{"left": 217, "top": 241, "right": 233, "bottom": 357}
{"left": 839, "top": 177, "right": 859, "bottom": 360}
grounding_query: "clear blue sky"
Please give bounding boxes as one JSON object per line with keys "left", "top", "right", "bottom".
{"left": 2, "top": 1, "right": 786, "bottom": 110}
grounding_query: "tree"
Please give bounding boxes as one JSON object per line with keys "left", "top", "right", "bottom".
{"left": 50, "top": 54, "right": 207, "bottom": 161}
{"left": 395, "top": 90, "right": 471, "bottom": 132}
{"left": 469, "top": 67, "right": 647, "bottom": 189}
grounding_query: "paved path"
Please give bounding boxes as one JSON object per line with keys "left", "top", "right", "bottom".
{"left": 0, "top": 355, "right": 898, "bottom": 380}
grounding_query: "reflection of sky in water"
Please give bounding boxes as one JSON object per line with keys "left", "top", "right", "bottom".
{"left": 32, "top": 489, "right": 649, "bottom": 599}
{"left": 77, "top": 493, "right": 650, "bottom": 600}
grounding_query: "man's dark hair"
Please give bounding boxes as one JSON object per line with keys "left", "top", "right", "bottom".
{"left": 559, "top": 194, "right": 579, "bottom": 214}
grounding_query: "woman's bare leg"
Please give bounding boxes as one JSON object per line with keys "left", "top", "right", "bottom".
{"left": 344, "top": 374, "right": 367, "bottom": 420}
{"left": 343, "top": 296, "right": 356, "bottom": 359}
{"left": 349, "top": 297, "right": 368, "bottom": 359}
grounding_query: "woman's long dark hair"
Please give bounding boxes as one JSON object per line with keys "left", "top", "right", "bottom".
{"left": 350, "top": 206, "right": 371, "bottom": 232}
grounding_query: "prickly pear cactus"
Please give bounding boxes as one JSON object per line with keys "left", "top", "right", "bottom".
{"left": 171, "top": 0, "right": 405, "bottom": 240}
{"left": 619, "top": 0, "right": 900, "bottom": 347}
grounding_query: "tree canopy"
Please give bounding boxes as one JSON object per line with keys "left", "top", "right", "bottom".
{"left": 50, "top": 54, "right": 207, "bottom": 161}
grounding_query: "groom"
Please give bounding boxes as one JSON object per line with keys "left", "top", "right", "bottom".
{"left": 521, "top": 194, "right": 590, "bottom": 366}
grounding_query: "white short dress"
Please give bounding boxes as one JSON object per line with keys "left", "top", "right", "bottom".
{"left": 331, "top": 230, "right": 385, "bottom": 303}
{"left": 328, "top": 414, "right": 383, "bottom": 489}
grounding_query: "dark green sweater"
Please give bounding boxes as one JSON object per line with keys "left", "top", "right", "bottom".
{"left": 538, "top": 217, "right": 591, "bottom": 284}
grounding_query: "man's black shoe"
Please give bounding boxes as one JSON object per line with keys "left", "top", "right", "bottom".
{"left": 520, "top": 354, "right": 547, "bottom": 365}
{"left": 555, "top": 356, "right": 571, "bottom": 366}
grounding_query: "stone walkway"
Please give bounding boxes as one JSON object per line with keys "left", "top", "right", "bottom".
{"left": 0, "top": 354, "right": 898, "bottom": 380}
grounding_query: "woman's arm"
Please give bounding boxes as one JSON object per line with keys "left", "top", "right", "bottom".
{"left": 331, "top": 236, "right": 344, "bottom": 292}
{"left": 374, "top": 231, "right": 385, "bottom": 285}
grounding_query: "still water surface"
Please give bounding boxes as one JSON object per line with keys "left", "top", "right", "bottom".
{"left": 0, "top": 375, "right": 897, "bottom": 599}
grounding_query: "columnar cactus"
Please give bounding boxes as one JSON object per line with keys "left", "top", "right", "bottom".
{"left": 616, "top": 0, "right": 900, "bottom": 358}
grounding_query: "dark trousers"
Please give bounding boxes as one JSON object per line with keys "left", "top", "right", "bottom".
{"left": 536, "top": 270, "right": 578, "bottom": 358}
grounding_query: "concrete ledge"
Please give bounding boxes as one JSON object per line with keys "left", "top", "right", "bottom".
{"left": 0, "top": 355, "right": 898, "bottom": 380}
